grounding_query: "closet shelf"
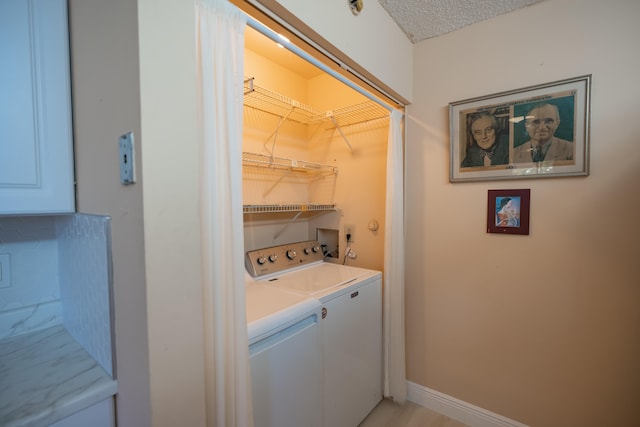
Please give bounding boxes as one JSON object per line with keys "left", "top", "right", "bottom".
{"left": 244, "top": 78, "right": 322, "bottom": 124}
{"left": 242, "top": 152, "right": 338, "bottom": 218}
{"left": 243, "top": 203, "right": 336, "bottom": 214}
{"left": 311, "top": 102, "right": 389, "bottom": 129}
{"left": 244, "top": 77, "right": 388, "bottom": 128}
{"left": 242, "top": 152, "right": 338, "bottom": 175}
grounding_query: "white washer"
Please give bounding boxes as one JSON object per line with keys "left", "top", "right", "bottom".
{"left": 246, "top": 240, "right": 383, "bottom": 427}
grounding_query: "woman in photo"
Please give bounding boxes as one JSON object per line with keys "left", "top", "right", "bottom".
{"left": 496, "top": 197, "right": 520, "bottom": 227}
{"left": 461, "top": 112, "right": 509, "bottom": 168}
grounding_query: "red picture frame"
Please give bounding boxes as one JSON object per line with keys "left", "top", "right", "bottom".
{"left": 487, "top": 189, "right": 530, "bottom": 235}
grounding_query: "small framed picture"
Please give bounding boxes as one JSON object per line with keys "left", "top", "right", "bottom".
{"left": 487, "top": 189, "right": 530, "bottom": 235}
{"left": 450, "top": 75, "right": 591, "bottom": 182}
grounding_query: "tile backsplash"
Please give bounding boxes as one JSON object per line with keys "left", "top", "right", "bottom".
{"left": 0, "top": 214, "right": 113, "bottom": 376}
{"left": 0, "top": 217, "right": 61, "bottom": 337}
{"left": 56, "top": 214, "right": 114, "bottom": 376}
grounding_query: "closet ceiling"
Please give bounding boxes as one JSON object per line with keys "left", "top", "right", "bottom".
{"left": 378, "top": 0, "right": 545, "bottom": 43}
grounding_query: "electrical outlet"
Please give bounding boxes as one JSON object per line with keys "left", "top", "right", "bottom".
{"left": 344, "top": 224, "right": 355, "bottom": 242}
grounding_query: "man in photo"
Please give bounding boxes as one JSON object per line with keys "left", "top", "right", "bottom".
{"left": 513, "top": 102, "right": 574, "bottom": 163}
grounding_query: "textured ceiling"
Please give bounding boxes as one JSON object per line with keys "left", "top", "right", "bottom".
{"left": 377, "top": 0, "right": 544, "bottom": 43}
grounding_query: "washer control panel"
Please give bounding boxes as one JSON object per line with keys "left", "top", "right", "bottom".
{"left": 245, "top": 240, "right": 323, "bottom": 277}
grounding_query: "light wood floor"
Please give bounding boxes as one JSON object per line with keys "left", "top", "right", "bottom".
{"left": 359, "top": 399, "right": 468, "bottom": 427}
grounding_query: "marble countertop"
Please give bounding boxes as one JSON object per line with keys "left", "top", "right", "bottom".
{"left": 0, "top": 324, "right": 118, "bottom": 427}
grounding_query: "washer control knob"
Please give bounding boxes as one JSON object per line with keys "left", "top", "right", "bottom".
{"left": 268, "top": 254, "right": 278, "bottom": 263}
{"left": 304, "top": 247, "right": 312, "bottom": 255}
{"left": 312, "top": 245, "right": 321, "bottom": 253}
{"left": 256, "top": 256, "right": 267, "bottom": 265}
{"left": 286, "top": 249, "right": 297, "bottom": 260}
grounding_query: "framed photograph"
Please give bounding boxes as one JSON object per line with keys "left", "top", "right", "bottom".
{"left": 487, "top": 189, "right": 530, "bottom": 235}
{"left": 450, "top": 75, "right": 591, "bottom": 182}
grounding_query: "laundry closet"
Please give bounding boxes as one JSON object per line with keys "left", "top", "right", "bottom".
{"left": 242, "top": 26, "right": 390, "bottom": 270}
{"left": 240, "top": 21, "right": 396, "bottom": 427}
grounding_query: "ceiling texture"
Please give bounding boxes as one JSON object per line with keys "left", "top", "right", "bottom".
{"left": 377, "top": 0, "right": 544, "bottom": 43}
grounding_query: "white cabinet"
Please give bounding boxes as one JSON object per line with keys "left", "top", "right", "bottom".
{"left": 0, "top": 0, "right": 75, "bottom": 214}
{"left": 321, "top": 279, "right": 383, "bottom": 427}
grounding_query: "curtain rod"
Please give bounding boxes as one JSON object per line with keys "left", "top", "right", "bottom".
{"left": 245, "top": 15, "right": 395, "bottom": 113}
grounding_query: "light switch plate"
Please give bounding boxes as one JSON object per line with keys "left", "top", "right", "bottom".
{"left": 119, "top": 132, "right": 136, "bottom": 185}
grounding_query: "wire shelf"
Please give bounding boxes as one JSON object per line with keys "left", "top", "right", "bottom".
{"left": 242, "top": 152, "right": 338, "bottom": 175}
{"left": 244, "top": 78, "right": 322, "bottom": 124}
{"left": 311, "top": 102, "right": 389, "bottom": 128}
{"left": 244, "top": 78, "right": 388, "bottom": 127}
{"left": 243, "top": 203, "right": 336, "bottom": 214}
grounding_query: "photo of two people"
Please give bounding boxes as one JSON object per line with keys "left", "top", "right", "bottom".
{"left": 460, "top": 95, "right": 576, "bottom": 169}
{"left": 449, "top": 75, "right": 590, "bottom": 182}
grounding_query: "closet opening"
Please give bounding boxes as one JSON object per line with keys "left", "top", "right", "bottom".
{"left": 241, "top": 11, "right": 398, "bottom": 271}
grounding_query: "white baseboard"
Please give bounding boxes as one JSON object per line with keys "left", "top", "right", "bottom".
{"left": 406, "top": 381, "right": 529, "bottom": 427}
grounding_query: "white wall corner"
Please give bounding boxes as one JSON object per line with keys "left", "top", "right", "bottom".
{"left": 406, "top": 381, "right": 530, "bottom": 427}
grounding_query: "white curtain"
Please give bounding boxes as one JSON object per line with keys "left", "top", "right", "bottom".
{"left": 383, "top": 109, "right": 406, "bottom": 403}
{"left": 195, "top": 1, "right": 252, "bottom": 426}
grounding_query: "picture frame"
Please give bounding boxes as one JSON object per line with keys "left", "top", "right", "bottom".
{"left": 487, "top": 189, "right": 530, "bottom": 235}
{"left": 450, "top": 75, "right": 591, "bottom": 182}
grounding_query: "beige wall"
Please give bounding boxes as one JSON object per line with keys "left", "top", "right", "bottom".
{"left": 68, "top": 0, "right": 151, "bottom": 425}
{"left": 308, "top": 74, "right": 388, "bottom": 271}
{"left": 406, "top": 0, "right": 640, "bottom": 425}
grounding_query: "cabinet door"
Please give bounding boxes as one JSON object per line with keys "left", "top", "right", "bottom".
{"left": 0, "top": 0, "right": 74, "bottom": 214}
{"left": 321, "top": 279, "right": 383, "bottom": 427}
